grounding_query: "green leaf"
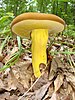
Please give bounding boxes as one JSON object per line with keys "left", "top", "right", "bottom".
{"left": 57, "top": 0, "right": 70, "bottom": 2}
{"left": 0, "top": 16, "right": 9, "bottom": 24}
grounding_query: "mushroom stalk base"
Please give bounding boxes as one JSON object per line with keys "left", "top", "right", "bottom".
{"left": 31, "top": 29, "right": 48, "bottom": 77}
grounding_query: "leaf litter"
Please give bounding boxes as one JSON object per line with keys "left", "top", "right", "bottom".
{"left": 0, "top": 35, "right": 75, "bottom": 100}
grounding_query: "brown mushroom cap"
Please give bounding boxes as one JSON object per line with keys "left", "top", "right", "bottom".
{"left": 11, "top": 12, "right": 65, "bottom": 38}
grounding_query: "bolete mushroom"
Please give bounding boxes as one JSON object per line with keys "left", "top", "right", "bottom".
{"left": 11, "top": 12, "right": 65, "bottom": 78}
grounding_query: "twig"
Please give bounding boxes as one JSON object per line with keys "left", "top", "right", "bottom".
{"left": 18, "top": 76, "right": 40, "bottom": 100}
{"left": 18, "top": 65, "right": 48, "bottom": 100}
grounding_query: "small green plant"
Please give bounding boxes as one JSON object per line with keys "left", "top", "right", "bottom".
{"left": 0, "top": 12, "right": 14, "bottom": 37}
{"left": 0, "top": 36, "right": 23, "bottom": 71}
{"left": 63, "top": 25, "right": 75, "bottom": 38}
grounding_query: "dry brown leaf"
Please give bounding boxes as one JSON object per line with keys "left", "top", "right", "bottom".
{"left": 67, "top": 84, "right": 72, "bottom": 94}
{"left": 0, "top": 54, "right": 3, "bottom": 61}
{"left": 2, "top": 72, "right": 17, "bottom": 91}
{"left": 0, "top": 92, "right": 18, "bottom": 100}
{"left": 50, "top": 92, "right": 57, "bottom": 100}
{"left": 24, "top": 82, "right": 51, "bottom": 100}
{"left": 72, "top": 91, "right": 75, "bottom": 100}
{"left": 43, "top": 84, "right": 54, "bottom": 100}
{"left": 0, "top": 79, "right": 4, "bottom": 90}
{"left": 0, "top": 69, "right": 25, "bottom": 96}
{"left": 49, "top": 58, "right": 57, "bottom": 81}
{"left": 0, "top": 92, "right": 10, "bottom": 100}
{"left": 32, "top": 72, "right": 49, "bottom": 90}
{"left": 12, "top": 61, "right": 32, "bottom": 89}
{"left": 0, "top": 62, "right": 3, "bottom": 68}
{"left": 50, "top": 57, "right": 58, "bottom": 73}
{"left": 49, "top": 57, "right": 65, "bottom": 81}
{"left": 9, "top": 69, "right": 25, "bottom": 93}
{"left": 10, "top": 94, "right": 18, "bottom": 100}
{"left": 0, "top": 68, "right": 17, "bottom": 91}
{"left": 54, "top": 74, "right": 64, "bottom": 92}
{"left": 56, "top": 81, "right": 73, "bottom": 100}
{"left": 49, "top": 71, "right": 55, "bottom": 81}
{"left": 0, "top": 60, "right": 32, "bottom": 94}
{"left": 66, "top": 73, "right": 75, "bottom": 88}
{"left": 34, "top": 82, "right": 51, "bottom": 100}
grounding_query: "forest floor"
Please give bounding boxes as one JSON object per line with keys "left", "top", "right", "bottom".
{"left": 0, "top": 34, "right": 75, "bottom": 100}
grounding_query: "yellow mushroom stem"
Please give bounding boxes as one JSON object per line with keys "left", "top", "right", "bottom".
{"left": 31, "top": 29, "right": 48, "bottom": 77}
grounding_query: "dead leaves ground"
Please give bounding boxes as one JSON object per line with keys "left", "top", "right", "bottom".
{"left": 0, "top": 35, "right": 75, "bottom": 100}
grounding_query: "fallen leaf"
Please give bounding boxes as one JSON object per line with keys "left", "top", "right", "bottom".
{"left": 0, "top": 62, "right": 3, "bottom": 68}
{"left": 9, "top": 69, "right": 25, "bottom": 93}
{"left": 54, "top": 74, "right": 64, "bottom": 92}
{"left": 72, "top": 91, "right": 75, "bottom": 100}
{"left": 66, "top": 73, "right": 75, "bottom": 88}
{"left": 10, "top": 94, "right": 18, "bottom": 100}
{"left": 34, "top": 82, "right": 51, "bottom": 100}
{"left": 32, "top": 72, "right": 49, "bottom": 90}
{"left": 50, "top": 92, "right": 57, "bottom": 100}
{"left": 12, "top": 61, "right": 32, "bottom": 89}
{"left": 2, "top": 71, "right": 17, "bottom": 91}
{"left": 24, "top": 82, "right": 51, "bottom": 100}
{"left": 0, "top": 54, "right": 3, "bottom": 61}
{"left": 0, "top": 92, "right": 10, "bottom": 100}
{"left": 67, "top": 83, "right": 72, "bottom": 94}
{"left": 43, "top": 84, "right": 54, "bottom": 100}
{"left": 49, "top": 58, "right": 57, "bottom": 81}
{"left": 0, "top": 79, "right": 4, "bottom": 90}
{"left": 49, "top": 57, "right": 65, "bottom": 81}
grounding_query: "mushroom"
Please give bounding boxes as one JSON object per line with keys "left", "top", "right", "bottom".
{"left": 11, "top": 12, "right": 65, "bottom": 78}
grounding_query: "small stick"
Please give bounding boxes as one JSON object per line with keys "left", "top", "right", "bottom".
{"left": 18, "top": 76, "right": 41, "bottom": 100}
{"left": 18, "top": 65, "right": 48, "bottom": 100}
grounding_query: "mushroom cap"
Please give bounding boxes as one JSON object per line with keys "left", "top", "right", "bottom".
{"left": 11, "top": 12, "right": 65, "bottom": 38}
